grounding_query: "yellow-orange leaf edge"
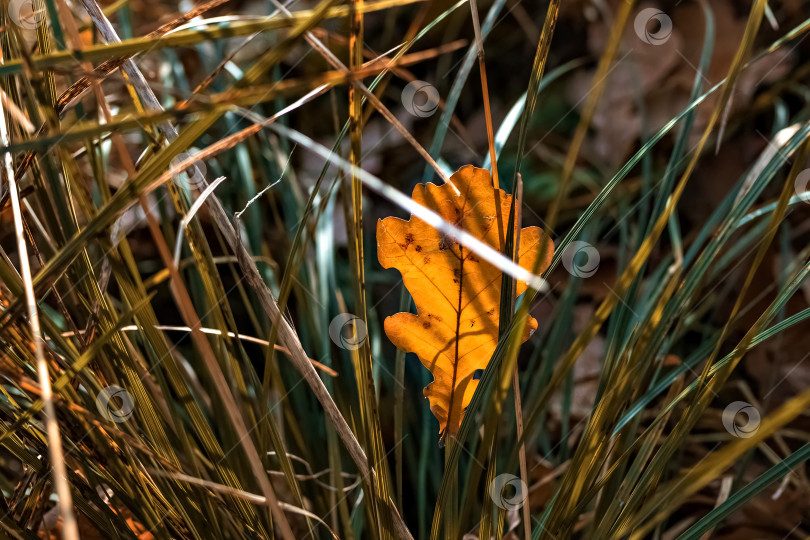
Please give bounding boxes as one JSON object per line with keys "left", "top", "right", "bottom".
{"left": 377, "top": 165, "right": 554, "bottom": 439}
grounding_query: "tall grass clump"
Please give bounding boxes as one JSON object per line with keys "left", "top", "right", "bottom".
{"left": 1, "top": 0, "right": 810, "bottom": 538}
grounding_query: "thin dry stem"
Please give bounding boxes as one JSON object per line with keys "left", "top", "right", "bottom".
{"left": 469, "top": 0, "right": 499, "bottom": 188}
{"left": 0, "top": 54, "right": 79, "bottom": 540}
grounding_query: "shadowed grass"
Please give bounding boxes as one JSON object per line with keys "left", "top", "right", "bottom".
{"left": 1, "top": 0, "right": 810, "bottom": 538}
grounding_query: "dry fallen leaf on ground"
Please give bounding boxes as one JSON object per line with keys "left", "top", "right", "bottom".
{"left": 377, "top": 165, "right": 553, "bottom": 439}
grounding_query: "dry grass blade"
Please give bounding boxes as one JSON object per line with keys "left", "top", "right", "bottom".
{"left": 69, "top": 1, "right": 414, "bottom": 525}
{"left": 3, "top": 0, "right": 810, "bottom": 537}
{"left": 0, "top": 54, "right": 78, "bottom": 540}
{"left": 77, "top": 1, "right": 298, "bottom": 536}
{"left": 8, "top": 0, "right": 227, "bottom": 184}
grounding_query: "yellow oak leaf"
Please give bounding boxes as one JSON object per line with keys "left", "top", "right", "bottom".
{"left": 377, "top": 165, "right": 553, "bottom": 438}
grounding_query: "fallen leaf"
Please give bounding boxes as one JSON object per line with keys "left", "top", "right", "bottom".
{"left": 377, "top": 165, "right": 553, "bottom": 438}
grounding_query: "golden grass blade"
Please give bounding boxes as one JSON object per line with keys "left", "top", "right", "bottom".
{"left": 469, "top": 0, "right": 498, "bottom": 188}
{"left": 62, "top": 4, "right": 414, "bottom": 526}
{"left": 0, "top": 0, "right": 427, "bottom": 76}
{"left": 0, "top": 60, "right": 79, "bottom": 540}
{"left": 618, "top": 126, "right": 810, "bottom": 540}
{"left": 623, "top": 381, "right": 810, "bottom": 539}
{"left": 545, "top": 0, "right": 635, "bottom": 228}
{"left": 345, "top": 0, "right": 396, "bottom": 533}
{"left": 79, "top": 0, "right": 299, "bottom": 535}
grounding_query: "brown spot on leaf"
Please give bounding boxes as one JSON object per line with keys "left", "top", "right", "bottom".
{"left": 375, "top": 165, "right": 555, "bottom": 437}
{"left": 439, "top": 234, "right": 453, "bottom": 251}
